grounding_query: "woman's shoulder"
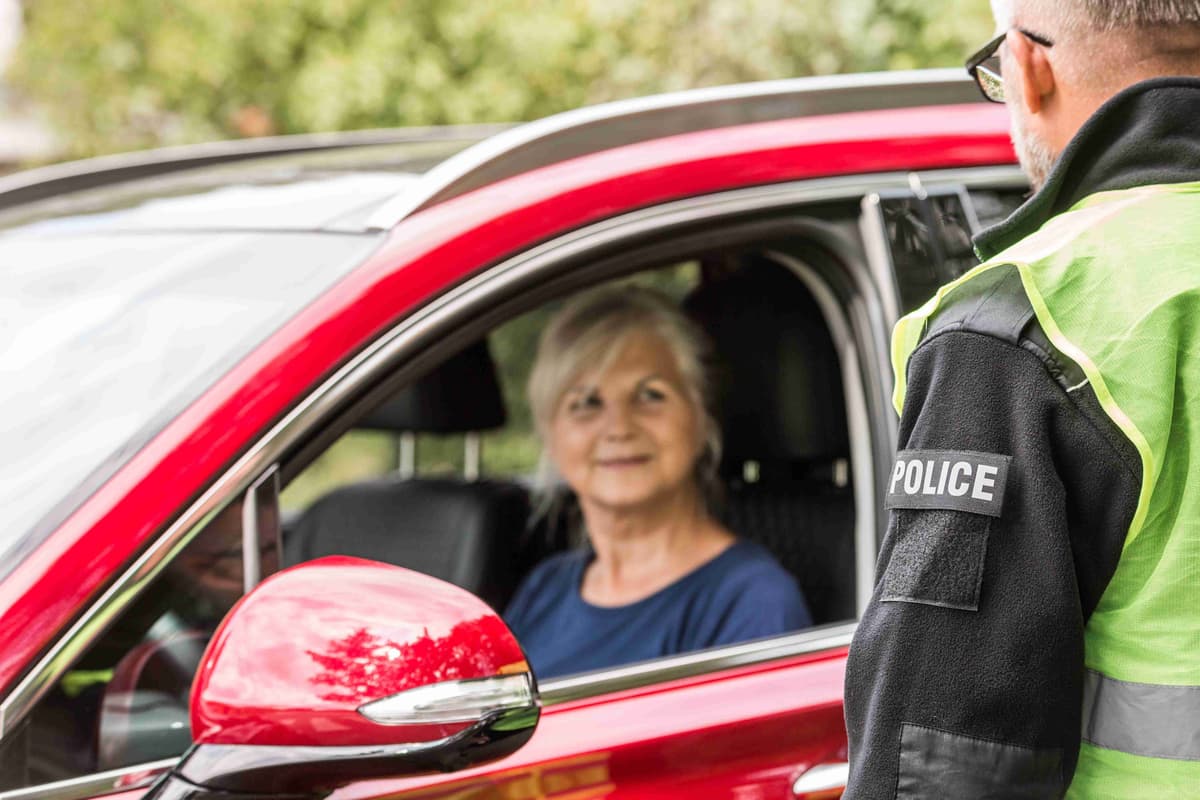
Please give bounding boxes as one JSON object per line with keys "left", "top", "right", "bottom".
{"left": 706, "top": 538, "right": 810, "bottom": 617}
{"left": 681, "top": 537, "right": 812, "bottom": 647}
{"left": 504, "top": 548, "right": 589, "bottom": 621}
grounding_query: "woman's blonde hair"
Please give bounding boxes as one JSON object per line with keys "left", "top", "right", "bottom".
{"left": 527, "top": 285, "right": 722, "bottom": 514}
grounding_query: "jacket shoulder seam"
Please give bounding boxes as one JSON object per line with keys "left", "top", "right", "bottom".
{"left": 910, "top": 329, "right": 1142, "bottom": 484}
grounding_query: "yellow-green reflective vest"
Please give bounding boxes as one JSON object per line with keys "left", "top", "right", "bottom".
{"left": 891, "top": 181, "right": 1200, "bottom": 798}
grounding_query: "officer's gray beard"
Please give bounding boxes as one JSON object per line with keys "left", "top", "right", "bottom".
{"left": 1009, "top": 110, "right": 1058, "bottom": 192}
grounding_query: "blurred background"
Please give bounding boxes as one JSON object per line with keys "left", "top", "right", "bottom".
{"left": 0, "top": 0, "right": 992, "bottom": 167}
{"left": 0, "top": 0, "right": 994, "bottom": 508}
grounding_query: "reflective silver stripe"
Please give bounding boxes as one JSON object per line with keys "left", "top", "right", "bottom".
{"left": 1082, "top": 669, "right": 1200, "bottom": 760}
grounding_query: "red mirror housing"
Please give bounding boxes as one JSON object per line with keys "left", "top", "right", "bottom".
{"left": 149, "top": 557, "right": 539, "bottom": 798}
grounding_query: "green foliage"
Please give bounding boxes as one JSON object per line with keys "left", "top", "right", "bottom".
{"left": 280, "top": 430, "right": 396, "bottom": 511}
{"left": 9, "top": 0, "right": 993, "bottom": 158}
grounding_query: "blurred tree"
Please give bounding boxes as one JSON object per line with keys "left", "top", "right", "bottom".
{"left": 7, "top": 0, "right": 992, "bottom": 158}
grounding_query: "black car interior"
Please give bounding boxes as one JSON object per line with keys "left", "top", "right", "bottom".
{"left": 277, "top": 181, "right": 1039, "bottom": 628}
{"left": 685, "top": 258, "right": 856, "bottom": 624}
{"left": 283, "top": 254, "right": 856, "bottom": 626}
{"left": 283, "top": 339, "right": 531, "bottom": 612}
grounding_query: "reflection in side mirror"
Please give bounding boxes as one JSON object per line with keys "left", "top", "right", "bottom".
{"left": 145, "top": 557, "right": 539, "bottom": 799}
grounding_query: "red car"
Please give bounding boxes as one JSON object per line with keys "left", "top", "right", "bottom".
{"left": 0, "top": 69, "right": 1019, "bottom": 800}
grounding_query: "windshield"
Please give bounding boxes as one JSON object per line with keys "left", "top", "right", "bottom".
{"left": 0, "top": 228, "right": 381, "bottom": 575}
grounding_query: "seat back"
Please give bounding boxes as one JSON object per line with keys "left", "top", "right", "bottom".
{"left": 284, "top": 339, "right": 529, "bottom": 611}
{"left": 285, "top": 477, "right": 528, "bottom": 609}
{"left": 685, "top": 258, "right": 856, "bottom": 623}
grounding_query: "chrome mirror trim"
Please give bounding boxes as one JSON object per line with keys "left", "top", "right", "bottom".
{"left": 359, "top": 673, "right": 536, "bottom": 726}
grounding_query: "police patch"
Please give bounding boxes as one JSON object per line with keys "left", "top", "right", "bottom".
{"left": 886, "top": 449, "right": 1011, "bottom": 518}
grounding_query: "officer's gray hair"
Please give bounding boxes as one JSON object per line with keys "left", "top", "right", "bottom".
{"left": 995, "top": 0, "right": 1200, "bottom": 34}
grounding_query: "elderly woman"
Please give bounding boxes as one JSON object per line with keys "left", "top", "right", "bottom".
{"left": 504, "top": 286, "right": 811, "bottom": 679}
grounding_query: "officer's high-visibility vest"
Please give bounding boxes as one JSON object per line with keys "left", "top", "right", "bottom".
{"left": 892, "top": 181, "right": 1200, "bottom": 798}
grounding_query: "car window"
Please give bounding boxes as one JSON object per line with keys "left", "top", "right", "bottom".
{"left": 281, "top": 264, "right": 699, "bottom": 506}
{"left": 0, "top": 499, "right": 273, "bottom": 790}
{"left": 0, "top": 231, "right": 381, "bottom": 583}
{"left": 278, "top": 255, "right": 856, "bottom": 682}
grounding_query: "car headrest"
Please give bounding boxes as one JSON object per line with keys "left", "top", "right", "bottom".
{"left": 284, "top": 477, "right": 529, "bottom": 611}
{"left": 358, "top": 339, "right": 507, "bottom": 433}
{"left": 684, "top": 259, "right": 848, "bottom": 470}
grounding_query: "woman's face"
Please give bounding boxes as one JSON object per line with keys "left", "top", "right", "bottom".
{"left": 549, "top": 329, "right": 704, "bottom": 514}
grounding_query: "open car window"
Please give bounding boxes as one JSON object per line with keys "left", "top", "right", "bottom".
{"left": 278, "top": 254, "right": 858, "bottom": 682}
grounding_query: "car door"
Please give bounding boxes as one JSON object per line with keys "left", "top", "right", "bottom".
{"left": 330, "top": 633, "right": 853, "bottom": 800}
{"left": 0, "top": 178, "right": 952, "bottom": 800}
{"left": 305, "top": 167, "right": 1029, "bottom": 800}
{"left": 2, "top": 92, "right": 1016, "bottom": 800}
{"left": 262, "top": 180, "right": 895, "bottom": 799}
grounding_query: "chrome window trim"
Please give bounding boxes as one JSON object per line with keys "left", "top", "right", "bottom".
{"left": 539, "top": 623, "right": 855, "bottom": 706}
{"left": 241, "top": 465, "right": 281, "bottom": 593}
{"left": 0, "top": 760, "right": 177, "bottom": 800}
{"left": 0, "top": 165, "right": 1021, "bottom": 776}
{"left": 914, "top": 164, "right": 1026, "bottom": 194}
{"left": 858, "top": 193, "right": 906, "bottom": 327}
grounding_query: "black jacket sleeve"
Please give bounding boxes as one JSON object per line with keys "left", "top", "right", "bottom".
{"left": 843, "top": 327, "right": 1141, "bottom": 799}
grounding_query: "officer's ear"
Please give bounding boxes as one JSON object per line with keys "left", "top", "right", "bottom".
{"left": 1006, "top": 29, "right": 1056, "bottom": 115}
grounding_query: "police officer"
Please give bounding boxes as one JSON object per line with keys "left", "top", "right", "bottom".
{"left": 843, "top": 1, "right": 1200, "bottom": 797}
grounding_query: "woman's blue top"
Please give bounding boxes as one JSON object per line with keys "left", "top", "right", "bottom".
{"left": 504, "top": 539, "right": 812, "bottom": 679}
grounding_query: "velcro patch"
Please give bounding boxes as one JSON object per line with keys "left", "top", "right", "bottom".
{"left": 886, "top": 449, "right": 1010, "bottom": 518}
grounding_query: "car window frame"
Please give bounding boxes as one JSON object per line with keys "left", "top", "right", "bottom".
{"left": 0, "top": 469, "right": 282, "bottom": 797}
{"left": 1, "top": 168, "right": 1018, "bottom": 800}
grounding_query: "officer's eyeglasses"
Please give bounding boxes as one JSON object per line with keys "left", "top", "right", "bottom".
{"left": 966, "top": 28, "right": 1055, "bottom": 103}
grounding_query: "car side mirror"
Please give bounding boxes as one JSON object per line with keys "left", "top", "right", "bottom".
{"left": 145, "top": 557, "right": 539, "bottom": 799}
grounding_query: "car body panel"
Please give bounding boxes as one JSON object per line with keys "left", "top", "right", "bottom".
{"left": 332, "top": 646, "right": 848, "bottom": 800}
{"left": 0, "top": 73, "right": 1017, "bottom": 800}
{"left": 1, "top": 100, "right": 1010, "bottom": 711}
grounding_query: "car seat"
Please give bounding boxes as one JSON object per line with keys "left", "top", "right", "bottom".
{"left": 684, "top": 256, "right": 856, "bottom": 624}
{"left": 284, "top": 339, "right": 529, "bottom": 611}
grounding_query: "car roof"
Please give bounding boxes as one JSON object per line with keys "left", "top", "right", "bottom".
{"left": 0, "top": 127, "right": 505, "bottom": 234}
{"left": 0, "top": 69, "right": 980, "bottom": 235}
